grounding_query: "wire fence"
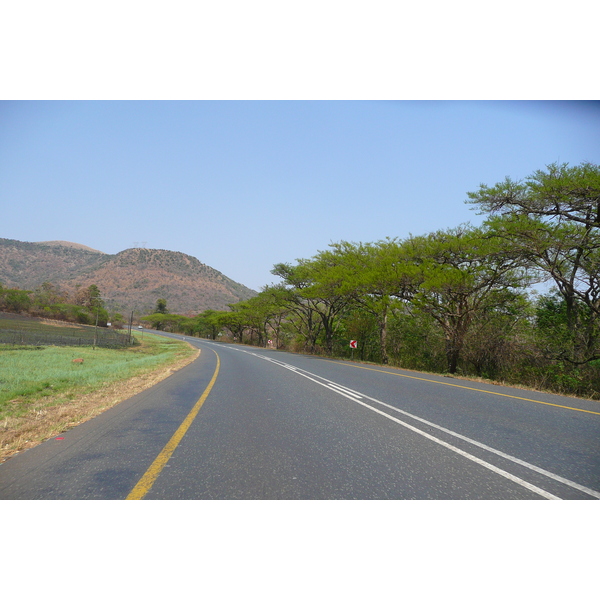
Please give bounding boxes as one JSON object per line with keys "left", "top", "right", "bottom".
{"left": 0, "top": 328, "right": 133, "bottom": 349}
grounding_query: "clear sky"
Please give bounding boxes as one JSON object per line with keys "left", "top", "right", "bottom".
{"left": 2, "top": 100, "right": 599, "bottom": 291}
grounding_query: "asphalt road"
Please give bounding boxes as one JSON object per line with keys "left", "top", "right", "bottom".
{"left": 1, "top": 335, "right": 599, "bottom": 499}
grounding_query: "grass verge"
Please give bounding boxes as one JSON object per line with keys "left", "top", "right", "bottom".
{"left": 0, "top": 332, "right": 199, "bottom": 462}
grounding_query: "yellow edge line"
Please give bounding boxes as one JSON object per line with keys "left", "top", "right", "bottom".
{"left": 126, "top": 350, "right": 221, "bottom": 500}
{"left": 337, "top": 362, "right": 600, "bottom": 416}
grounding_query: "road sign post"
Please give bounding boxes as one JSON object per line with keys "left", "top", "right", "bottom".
{"left": 349, "top": 340, "right": 357, "bottom": 360}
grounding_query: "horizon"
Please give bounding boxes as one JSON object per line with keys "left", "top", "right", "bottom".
{"left": 2, "top": 101, "right": 599, "bottom": 292}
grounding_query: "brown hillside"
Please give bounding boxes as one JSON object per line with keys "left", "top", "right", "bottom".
{"left": 0, "top": 238, "right": 256, "bottom": 315}
{"left": 0, "top": 238, "right": 107, "bottom": 290}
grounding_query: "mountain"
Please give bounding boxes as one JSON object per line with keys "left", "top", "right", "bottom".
{"left": 0, "top": 238, "right": 257, "bottom": 315}
{"left": 35, "top": 240, "right": 105, "bottom": 253}
{"left": 0, "top": 238, "right": 106, "bottom": 290}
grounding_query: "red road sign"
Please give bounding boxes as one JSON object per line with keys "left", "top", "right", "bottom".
{"left": 349, "top": 340, "right": 357, "bottom": 348}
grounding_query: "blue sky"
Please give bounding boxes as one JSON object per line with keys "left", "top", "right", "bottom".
{"left": 1, "top": 100, "right": 599, "bottom": 291}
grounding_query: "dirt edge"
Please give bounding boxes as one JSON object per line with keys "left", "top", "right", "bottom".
{"left": 0, "top": 345, "right": 200, "bottom": 463}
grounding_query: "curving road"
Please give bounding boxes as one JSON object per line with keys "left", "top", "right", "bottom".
{"left": 1, "top": 333, "right": 599, "bottom": 499}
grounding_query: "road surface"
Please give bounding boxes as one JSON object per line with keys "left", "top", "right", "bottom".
{"left": 1, "top": 335, "right": 599, "bottom": 499}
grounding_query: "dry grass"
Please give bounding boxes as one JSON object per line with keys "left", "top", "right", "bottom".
{"left": 0, "top": 345, "right": 199, "bottom": 463}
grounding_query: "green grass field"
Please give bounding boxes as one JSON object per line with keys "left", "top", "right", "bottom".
{"left": 0, "top": 332, "right": 196, "bottom": 420}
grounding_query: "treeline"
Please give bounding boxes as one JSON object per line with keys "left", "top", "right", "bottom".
{"left": 0, "top": 282, "right": 125, "bottom": 328}
{"left": 144, "top": 162, "right": 600, "bottom": 399}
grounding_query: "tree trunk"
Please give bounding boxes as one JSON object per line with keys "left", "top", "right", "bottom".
{"left": 443, "top": 318, "right": 467, "bottom": 374}
{"left": 379, "top": 309, "right": 389, "bottom": 364}
{"left": 446, "top": 345, "right": 459, "bottom": 374}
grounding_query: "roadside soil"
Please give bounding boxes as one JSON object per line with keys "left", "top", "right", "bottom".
{"left": 0, "top": 345, "right": 200, "bottom": 463}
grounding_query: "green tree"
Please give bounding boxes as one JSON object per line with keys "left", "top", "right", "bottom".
{"left": 227, "top": 289, "right": 291, "bottom": 348}
{"left": 1, "top": 287, "right": 32, "bottom": 313}
{"left": 76, "top": 284, "right": 104, "bottom": 309}
{"left": 468, "top": 162, "right": 600, "bottom": 364}
{"left": 482, "top": 214, "right": 600, "bottom": 363}
{"left": 155, "top": 298, "right": 168, "bottom": 314}
{"left": 467, "top": 161, "right": 600, "bottom": 229}
{"left": 315, "top": 239, "right": 416, "bottom": 363}
{"left": 216, "top": 309, "right": 247, "bottom": 343}
{"left": 258, "top": 285, "right": 292, "bottom": 348}
{"left": 534, "top": 291, "right": 599, "bottom": 365}
{"left": 110, "top": 312, "right": 126, "bottom": 329}
{"left": 33, "top": 282, "right": 67, "bottom": 308}
{"left": 194, "top": 309, "right": 227, "bottom": 339}
{"left": 272, "top": 256, "right": 352, "bottom": 354}
{"left": 401, "top": 225, "right": 528, "bottom": 374}
{"left": 229, "top": 298, "right": 268, "bottom": 346}
{"left": 270, "top": 263, "right": 323, "bottom": 352}
{"left": 141, "top": 312, "right": 182, "bottom": 331}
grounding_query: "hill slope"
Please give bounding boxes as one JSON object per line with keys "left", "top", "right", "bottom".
{"left": 35, "top": 241, "right": 105, "bottom": 253}
{"left": 0, "top": 238, "right": 107, "bottom": 290}
{"left": 0, "top": 238, "right": 257, "bottom": 314}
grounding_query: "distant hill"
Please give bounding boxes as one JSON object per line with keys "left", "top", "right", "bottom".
{"left": 0, "top": 238, "right": 107, "bottom": 290}
{"left": 35, "top": 240, "right": 105, "bottom": 253}
{"left": 0, "top": 238, "right": 257, "bottom": 315}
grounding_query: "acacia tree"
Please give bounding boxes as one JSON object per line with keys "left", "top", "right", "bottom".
{"left": 272, "top": 255, "right": 353, "bottom": 354}
{"left": 216, "top": 308, "right": 247, "bottom": 343}
{"left": 226, "top": 296, "right": 274, "bottom": 346}
{"left": 270, "top": 263, "right": 324, "bottom": 352}
{"left": 313, "top": 240, "right": 415, "bottom": 364}
{"left": 141, "top": 312, "right": 178, "bottom": 331}
{"left": 195, "top": 309, "right": 226, "bottom": 339}
{"left": 401, "top": 225, "right": 528, "bottom": 374}
{"left": 467, "top": 161, "right": 600, "bottom": 228}
{"left": 468, "top": 162, "right": 600, "bottom": 364}
{"left": 482, "top": 215, "right": 600, "bottom": 363}
{"left": 255, "top": 285, "right": 292, "bottom": 348}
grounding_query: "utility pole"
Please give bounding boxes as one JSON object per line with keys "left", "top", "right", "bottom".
{"left": 92, "top": 297, "right": 110, "bottom": 350}
{"left": 128, "top": 309, "right": 134, "bottom": 345}
{"left": 93, "top": 306, "right": 100, "bottom": 350}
